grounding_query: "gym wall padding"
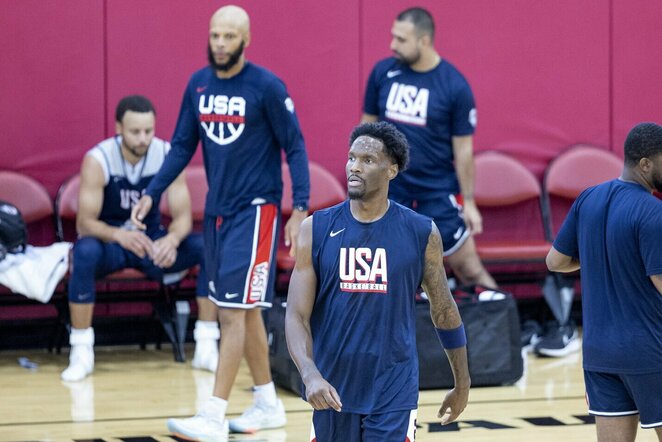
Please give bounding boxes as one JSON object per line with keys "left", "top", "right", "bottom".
{"left": 2, "top": 0, "right": 661, "bottom": 230}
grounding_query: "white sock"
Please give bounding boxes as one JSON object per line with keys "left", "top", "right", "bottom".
{"left": 253, "top": 382, "right": 277, "bottom": 408}
{"left": 70, "top": 327, "right": 94, "bottom": 345}
{"left": 204, "top": 396, "right": 228, "bottom": 422}
{"left": 194, "top": 320, "right": 220, "bottom": 344}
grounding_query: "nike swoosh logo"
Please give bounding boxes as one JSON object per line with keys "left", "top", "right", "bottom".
{"left": 224, "top": 292, "right": 240, "bottom": 299}
{"left": 330, "top": 228, "right": 345, "bottom": 237}
{"left": 386, "top": 70, "right": 402, "bottom": 78}
{"left": 196, "top": 86, "right": 208, "bottom": 93}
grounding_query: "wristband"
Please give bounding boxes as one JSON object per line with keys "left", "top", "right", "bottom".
{"left": 436, "top": 323, "right": 467, "bottom": 349}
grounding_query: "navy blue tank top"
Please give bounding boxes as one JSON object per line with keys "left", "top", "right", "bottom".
{"left": 310, "top": 200, "right": 431, "bottom": 413}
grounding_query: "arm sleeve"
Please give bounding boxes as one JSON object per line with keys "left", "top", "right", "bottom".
{"left": 451, "top": 79, "right": 477, "bottom": 136}
{"left": 639, "top": 206, "right": 662, "bottom": 276}
{"left": 363, "top": 66, "right": 380, "bottom": 115}
{"left": 552, "top": 200, "right": 580, "bottom": 258}
{"left": 264, "top": 78, "right": 310, "bottom": 208}
{"left": 146, "top": 83, "right": 199, "bottom": 202}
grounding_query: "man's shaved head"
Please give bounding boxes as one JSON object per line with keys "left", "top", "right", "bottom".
{"left": 210, "top": 5, "right": 250, "bottom": 36}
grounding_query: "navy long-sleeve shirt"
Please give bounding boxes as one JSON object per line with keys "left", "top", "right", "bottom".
{"left": 146, "top": 62, "right": 310, "bottom": 217}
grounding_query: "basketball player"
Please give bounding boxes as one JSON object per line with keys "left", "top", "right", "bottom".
{"left": 131, "top": 6, "right": 310, "bottom": 440}
{"left": 286, "top": 122, "right": 470, "bottom": 441}
{"left": 361, "top": 7, "right": 495, "bottom": 290}
{"left": 547, "top": 122, "right": 662, "bottom": 441}
{"left": 64, "top": 95, "right": 217, "bottom": 382}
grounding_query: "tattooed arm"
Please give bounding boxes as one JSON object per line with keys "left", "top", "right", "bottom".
{"left": 421, "top": 221, "right": 471, "bottom": 424}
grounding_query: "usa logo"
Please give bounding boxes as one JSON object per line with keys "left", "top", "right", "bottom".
{"left": 339, "top": 247, "right": 388, "bottom": 293}
{"left": 385, "top": 82, "right": 429, "bottom": 126}
{"left": 198, "top": 95, "right": 246, "bottom": 146}
{"left": 249, "top": 262, "right": 269, "bottom": 301}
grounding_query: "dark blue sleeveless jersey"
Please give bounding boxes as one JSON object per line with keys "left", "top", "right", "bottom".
{"left": 145, "top": 63, "right": 310, "bottom": 217}
{"left": 310, "top": 200, "right": 432, "bottom": 413}
{"left": 364, "top": 58, "right": 476, "bottom": 198}
{"left": 88, "top": 136, "right": 167, "bottom": 237}
{"left": 554, "top": 179, "right": 662, "bottom": 374}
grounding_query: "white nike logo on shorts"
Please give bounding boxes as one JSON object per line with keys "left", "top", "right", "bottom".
{"left": 330, "top": 228, "right": 345, "bottom": 237}
{"left": 225, "top": 292, "right": 240, "bottom": 299}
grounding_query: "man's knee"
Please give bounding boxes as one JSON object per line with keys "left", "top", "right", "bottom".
{"left": 69, "top": 238, "right": 104, "bottom": 303}
{"left": 219, "top": 307, "right": 246, "bottom": 328}
{"left": 72, "top": 237, "right": 104, "bottom": 269}
{"left": 447, "top": 239, "right": 492, "bottom": 285}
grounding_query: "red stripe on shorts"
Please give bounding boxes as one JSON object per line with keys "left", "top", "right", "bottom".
{"left": 246, "top": 204, "right": 277, "bottom": 304}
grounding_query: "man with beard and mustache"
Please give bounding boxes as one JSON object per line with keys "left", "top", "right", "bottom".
{"left": 361, "top": 8, "right": 497, "bottom": 291}
{"left": 63, "top": 95, "right": 216, "bottom": 382}
{"left": 131, "top": 5, "right": 310, "bottom": 440}
{"left": 547, "top": 122, "right": 662, "bottom": 440}
{"left": 286, "top": 122, "right": 470, "bottom": 440}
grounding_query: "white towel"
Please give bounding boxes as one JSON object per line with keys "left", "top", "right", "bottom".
{"left": 0, "top": 242, "right": 72, "bottom": 303}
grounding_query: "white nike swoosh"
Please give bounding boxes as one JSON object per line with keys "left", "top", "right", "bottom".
{"left": 225, "top": 292, "right": 240, "bottom": 299}
{"left": 330, "top": 228, "right": 345, "bottom": 237}
{"left": 386, "top": 70, "right": 402, "bottom": 78}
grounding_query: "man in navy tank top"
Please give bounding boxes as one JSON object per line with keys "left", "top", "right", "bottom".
{"left": 63, "top": 95, "right": 215, "bottom": 382}
{"left": 361, "top": 7, "right": 496, "bottom": 291}
{"left": 547, "top": 122, "right": 662, "bottom": 440}
{"left": 131, "top": 6, "right": 311, "bottom": 440}
{"left": 286, "top": 122, "right": 470, "bottom": 441}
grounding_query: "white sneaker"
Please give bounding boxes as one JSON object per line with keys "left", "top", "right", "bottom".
{"left": 167, "top": 413, "right": 229, "bottom": 442}
{"left": 61, "top": 343, "right": 94, "bottom": 382}
{"left": 229, "top": 399, "right": 287, "bottom": 434}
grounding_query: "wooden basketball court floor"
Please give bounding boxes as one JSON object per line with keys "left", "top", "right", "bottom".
{"left": 0, "top": 343, "right": 658, "bottom": 441}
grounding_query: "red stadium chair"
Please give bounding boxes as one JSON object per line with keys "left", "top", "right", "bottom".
{"left": 0, "top": 171, "right": 55, "bottom": 245}
{"left": 472, "top": 152, "right": 552, "bottom": 299}
{"left": 543, "top": 145, "right": 622, "bottom": 240}
{"left": 0, "top": 171, "right": 58, "bottom": 326}
{"left": 276, "top": 162, "right": 346, "bottom": 291}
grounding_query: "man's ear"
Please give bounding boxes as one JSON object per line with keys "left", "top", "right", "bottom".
{"left": 387, "top": 163, "right": 399, "bottom": 180}
{"left": 115, "top": 121, "right": 122, "bottom": 135}
{"left": 639, "top": 157, "right": 652, "bottom": 173}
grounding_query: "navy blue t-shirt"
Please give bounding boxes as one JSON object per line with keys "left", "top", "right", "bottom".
{"left": 310, "top": 200, "right": 432, "bottom": 413}
{"left": 146, "top": 63, "right": 310, "bottom": 217}
{"left": 554, "top": 179, "right": 662, "bottom": 374}
{"left": 364, "top": 58, "right": 476, "bottom": 198}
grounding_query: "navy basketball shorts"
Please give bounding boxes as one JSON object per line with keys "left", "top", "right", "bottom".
{"left": 203, "top": 204, "right": 279, "bottom": 309}
{"left": 392, "top": 194, "right": 469, "bottom": 256}
{"left": 310, "top": 409, "right": 417, "bottom": 442}
{"left": 584, "top": 369, "right": 662, "bottom": 428}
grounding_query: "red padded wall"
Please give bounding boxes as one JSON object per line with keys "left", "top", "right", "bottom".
{"left": 105, "top": 0, "right": 359, "bottom": 174}
{"left": 2, "top": 0, "right": 662, "bottom": 241}
{"left": 359, "top": 0, "right": 611, "bottom": 178}
{"left": 0, "top": 0, "right": 105, "bottom": 196}
{"left": 611, "top": 0, "right": 662, "bottom": 153}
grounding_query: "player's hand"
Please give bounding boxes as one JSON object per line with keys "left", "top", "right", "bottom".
{"left": 284, "top": 209, "right": 308, "bottom": 257}
{"left": 438, "top": 385, "right": 469, "bottom": 425}
{"left": 152, "top": 234, "right": 179, "bottom": 268}
{"left": 462, "top": 200, "right": 483, "bottom": 235}
{"left": 130, "top": 195, "right": 153, "bottom": 231}
{"left": 113, "top": 229, "right": 154, "bottom": 259}
{"left": 304, "top": 373, "right": 342, "bottom": 412}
